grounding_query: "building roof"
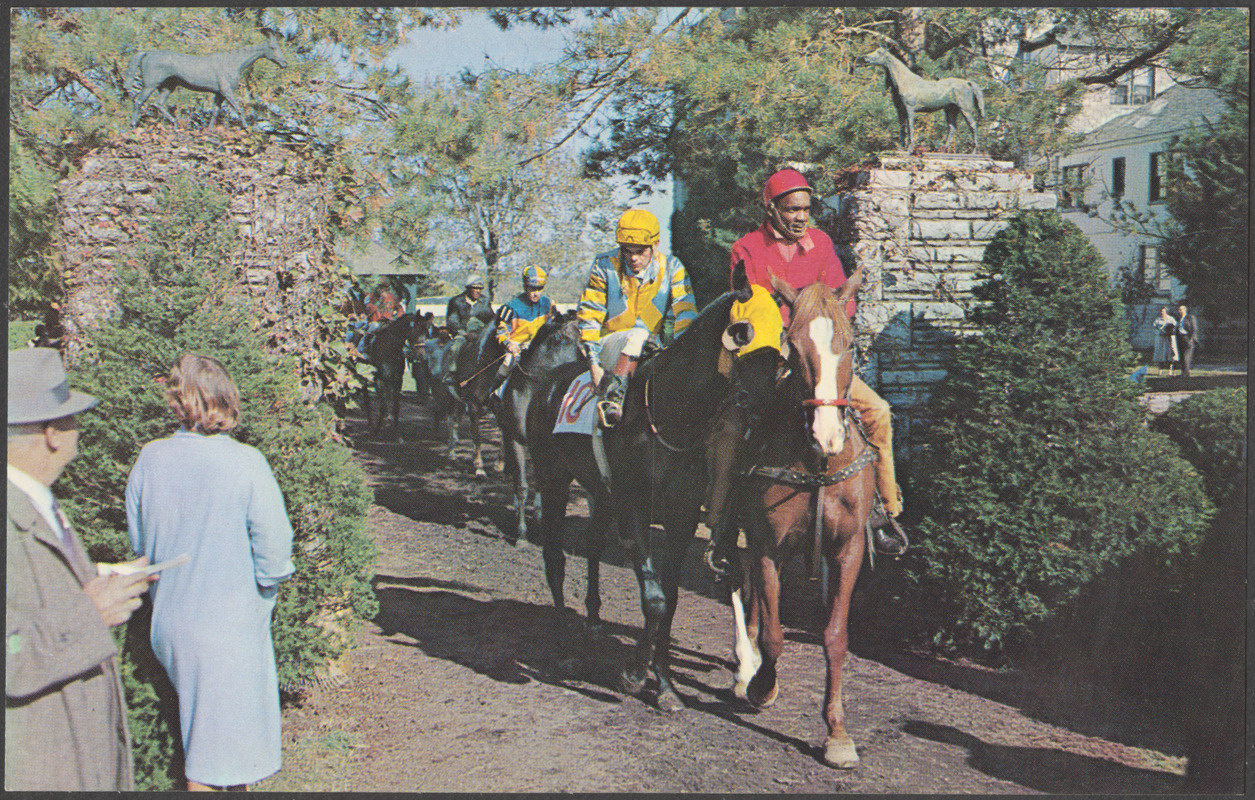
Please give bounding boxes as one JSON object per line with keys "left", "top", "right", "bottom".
{"left": 1083, "top": 83, "right": 1230, "bottom": 150}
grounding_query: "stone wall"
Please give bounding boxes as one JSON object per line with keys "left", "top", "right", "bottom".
{"left": 55, "top": 127, "right": 342, "bottom": 399}
{"left": 830, "top": 154, "right": 1058, "bottom": 457}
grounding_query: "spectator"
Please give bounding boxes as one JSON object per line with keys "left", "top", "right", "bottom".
{"left": 7, "top": 347, "right": 153, "bottom": 791}
{"left": 1151, "top": 306, "right": 1178, "bottom": 376}
{"left": 126, "top": 354, "right": 295, "bottom": 791}
{"left": 1175, "top": 303, "right": 1199, "bottom": 378}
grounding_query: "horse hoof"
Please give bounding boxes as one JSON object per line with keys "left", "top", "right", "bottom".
{"left": 823, "top": 736, "right": 859, "bottom": 769}
{"left": 732, "top": 680, "right": 750, "bottom": 701}
{"left": 747, "top": 679, "right": 778, "bottom": 709}
{"left": 657, "top": 691, "right": 685, "bottom": 713}
{"left": 619, "top": 669, "right": 647, "bottom": 696}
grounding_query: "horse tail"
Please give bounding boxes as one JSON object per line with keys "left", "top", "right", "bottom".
{"left": 125, "top": 51, "right": 146, "bottom": 95}
{"left": 969, "top": 80, "right": 985, "bottom": 119}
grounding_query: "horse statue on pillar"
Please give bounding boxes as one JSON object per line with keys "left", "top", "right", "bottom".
{"left": 860, "top": 46, "right": 984, "bottom": 154}
{"left": 127, "top": 33, "right": 287, "bottom": 128}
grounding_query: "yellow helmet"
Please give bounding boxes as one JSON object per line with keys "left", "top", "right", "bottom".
{"left": 616, "top": 209, "right": 661, "bottom": 247}
{"left": 522, "top": 265, "right": 547, "bottom": 290}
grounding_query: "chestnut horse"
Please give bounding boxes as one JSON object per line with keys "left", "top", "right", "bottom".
{"left": 730, "top": 277, "right": 877, "bottom": 769}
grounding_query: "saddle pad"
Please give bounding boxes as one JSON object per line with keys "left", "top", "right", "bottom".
{"left": 553, "top": 370, "right": 599, "bottom": 436}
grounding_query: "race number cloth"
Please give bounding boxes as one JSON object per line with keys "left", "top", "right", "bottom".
{"left": 553, "top": 370, "right": 599, "bottom": 435}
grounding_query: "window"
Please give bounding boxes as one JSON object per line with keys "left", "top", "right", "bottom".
{"left": 1131, "top": 68, "right": 1155, "bottom": 105}
{"left": 1111, "top": 157, "right": 1125, "bottom": 198}
{"left": 1141, "top": 245, "right": 1169, "bottom": 294}
{"left": 1061, "top": 164, "right": 1086, "bottom": 209}
{"left": 1150, "top": 152, "right": 1168, "bottom": 202}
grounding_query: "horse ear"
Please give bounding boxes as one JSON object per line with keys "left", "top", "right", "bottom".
{"left": 768, "top": 273, "right": 797, "bottom": 308}
{"left": 732, "top": 260, "right": 752, "bottom": 302}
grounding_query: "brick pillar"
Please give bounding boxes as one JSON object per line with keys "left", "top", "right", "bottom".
{"left": 831, "top": 155, "right": 1057, "bottom": 461}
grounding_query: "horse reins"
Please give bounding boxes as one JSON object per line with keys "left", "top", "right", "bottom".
{"left": 643, "top": 375, "right": 705, "bottom": 453}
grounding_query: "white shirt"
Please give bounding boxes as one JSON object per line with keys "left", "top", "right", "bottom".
{"left": 8, "top": 463, "right": 66, "bottom": 544}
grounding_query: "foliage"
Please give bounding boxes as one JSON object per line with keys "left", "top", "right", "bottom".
{"left": 60, "top": 178, "right": 376, "bottom": 786}
{"left": 903, "top": 211, "right": 1212, "bottom": 657}
{"left": 1151, "top": 388, "right": 1247, "bottom": 508}
{"left": 389, "top": 70, "right": 614, "bottom": 296}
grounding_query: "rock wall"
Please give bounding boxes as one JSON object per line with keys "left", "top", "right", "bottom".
{"left": 831, "top": 154, "right": 1058, "bottom": 457}
{"left": 55, "top": 127, "right": 342, "bottom": 399}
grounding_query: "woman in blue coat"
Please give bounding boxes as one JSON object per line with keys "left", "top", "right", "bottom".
{"left": 126, "top": 354, "right": 295, "bottom": 790}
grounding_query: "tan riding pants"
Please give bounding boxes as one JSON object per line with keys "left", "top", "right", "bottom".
{"left": 849, "top": 376, "right": 902, "bottom": 516}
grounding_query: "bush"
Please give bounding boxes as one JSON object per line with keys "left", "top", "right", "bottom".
{"left": 902, "top": 210, "right": 1213, "bottom": 658}
{"left": 60, "top": 177, "right": 376, "bottom": 788}
{"left": 1151, "top": 388, "right": 1246, "bottom": 508}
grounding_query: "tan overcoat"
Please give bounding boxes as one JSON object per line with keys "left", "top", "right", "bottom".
{"left": 5, "top": 481, "right": 134, "bottom": 790}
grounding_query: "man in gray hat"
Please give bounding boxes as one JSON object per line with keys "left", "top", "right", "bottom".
{"left": 7, "top": 347, "right": 154, "bottom": 790}
{"left": 441, "top": 274, "right": 493, "bottom": 387}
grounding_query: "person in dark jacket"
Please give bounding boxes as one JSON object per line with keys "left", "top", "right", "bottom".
{"left": 442, "top": 274, "right": 493, "bottom": 385}
{"left": 7, "top": 347, "right": 155, "bottom": 791}
{"left": 1175, "top": 303, "right": 1199, "bottom": 377}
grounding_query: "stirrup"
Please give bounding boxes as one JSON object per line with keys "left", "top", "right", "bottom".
{"left": 867, "top": 500, "right": 909, "bottom": 556}
{"left": 597, "top": 399, "right": 622, "bottom": 428}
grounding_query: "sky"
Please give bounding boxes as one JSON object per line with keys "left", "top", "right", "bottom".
{"left": 387, "top": 10, "right": 674, "bottom": 248}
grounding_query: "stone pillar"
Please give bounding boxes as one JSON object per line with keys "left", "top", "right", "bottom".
{"left": 830, "top": 154, "right": 1057, "bottom": 459}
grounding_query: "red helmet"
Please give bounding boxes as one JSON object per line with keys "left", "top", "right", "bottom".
{"left": 762, "top": 168, "right": 813, "bottom": 206}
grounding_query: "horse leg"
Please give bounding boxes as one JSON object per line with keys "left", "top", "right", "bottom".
{"left": 583, "top": 490, "right": 611, "bottom": 641}
{"left": 746, "top": 550, "right": 783, "bottom": 709}
{"left": 820, "top": 519, "right": 868, "bottom": 769}
{"left": 618, "top": 504, "right": 659, "bottom": 698}
{"left": 646, "top": 508, "right": 701, "bottom": 713}
{"left": 962, "top": 105, "right": 979, "bottom": 153}
{"left": 469, "top": 404, "right": 487, "bottom": 477}
{"left": 730, "top": 551, "right": 762, "bottom": 699}
{"left": 506, "top": 438, "right": 529, "bottom": 542}
{"left": 209, "top": 94, "right": 224, "bottom": 129}
{"left": 131, "top": 84, "right": 159, "bottom": 126}
{"left": 154, "top": 88, "right": 178, "bottom": 126}
{"left": 943, "top": 106, "right": 958, "bottom": 152}
{"left": 904, "top": 106, "right": 915, "bottom": 152}
{"left": 220, "top": 86, "right": 248, "bottom": 128}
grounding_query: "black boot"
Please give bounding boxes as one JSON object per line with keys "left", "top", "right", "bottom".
{"left": 597, "top": 373, "right": 629, "bottom": 427}
{"left": 867, "top": 503, "right": 909, "bottom": 556}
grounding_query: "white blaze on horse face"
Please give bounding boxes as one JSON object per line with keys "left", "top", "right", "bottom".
{"left": 808, "top": 316, "right": 845, "bottom": 456}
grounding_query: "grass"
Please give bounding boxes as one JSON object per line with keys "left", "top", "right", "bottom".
{"left": 9, "top": 320, "right": 37, "bottom": 350}
{"left": 253, "top": 728, "right": 362, "bottom": 792}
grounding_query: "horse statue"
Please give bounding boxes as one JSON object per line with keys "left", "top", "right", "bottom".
{"left": 859, "top": 46, "right": 984, "bottom": 154}
{"left": 723, "top": 277, "right": 877, "bottom": 770}
{"left": 127, "top": 33, "right": 287, "bottom": 128}
{"left": 524, "top": 262, "right": 783, "bottom": 703}
{"left": 359, "top": 312, "right": 427, "bottom": 439}
{"left": 494, "top": 311, "right": 583, "bottom": 542}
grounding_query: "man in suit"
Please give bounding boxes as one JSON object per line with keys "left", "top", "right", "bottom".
{"left": 7, "top": 347, "right": 155, "bottom": 790}
{"left": 1175, "top": 303, "right": 1199, "bottom": 377}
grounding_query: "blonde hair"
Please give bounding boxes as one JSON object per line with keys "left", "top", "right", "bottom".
{"left": 165, "top": 354, "right": 240, "bottom": 434}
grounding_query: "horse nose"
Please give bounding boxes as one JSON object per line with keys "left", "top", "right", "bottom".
{"left": 811, "top": 408, "right": 845, "bottom": 456}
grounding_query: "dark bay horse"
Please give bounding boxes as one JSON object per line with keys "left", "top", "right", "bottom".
{"left": 495, "top": 312, "right": 583, "bottom": 542}
{"left": 128, "top": 34, "right": 287, "bottom": 129}
{"left": 525, "top": 263, "right": 783, "bottom": 706}
{"left": 728, "top": 277, "right": 876, "bottom": 769}
{"left": 361, "top": 313, "right": 426, "bottom": 438}
{"left": 435, "top": 311, "right": 505, "bottom": 476}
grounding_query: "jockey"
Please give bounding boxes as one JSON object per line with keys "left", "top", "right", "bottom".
{"left": 442, "top": 274, "right": 493, "bottom": 386}
{"left": 728, "top": 168, "right": 908, "bottom": 556}
{"left": 358, "top": 281, "right": 403, "bottom": 358}
{"left": 491, "top": 266, "right": 554, "bottom": 393}
{"left": 576, "top": 208, "right": 696, "bottom": 427}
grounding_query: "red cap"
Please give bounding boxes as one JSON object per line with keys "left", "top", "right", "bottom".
{"left": 762, "top": 168, "right": 813, "bottom": 206}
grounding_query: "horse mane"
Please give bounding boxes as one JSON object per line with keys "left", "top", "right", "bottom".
{"left": 788, "top": 283, "right": 852, "bottom": 353}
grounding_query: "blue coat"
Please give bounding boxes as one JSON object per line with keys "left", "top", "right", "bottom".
{"left": 126, "top": 429, "right": 295, "bottom": 786}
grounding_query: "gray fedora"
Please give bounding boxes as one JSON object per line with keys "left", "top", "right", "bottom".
{"left": 8, "top": 347, "right": 99, "bottom": 425}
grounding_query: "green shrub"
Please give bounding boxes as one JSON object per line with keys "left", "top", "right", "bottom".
{"left": 903, "top": 210, "right": 1213, "bottom": 658}
{"left": 61, "top": 177, "right": 376, "bottom": 788}
{"left": 1151, "top": 388, "right": 1246, "bottom": 508}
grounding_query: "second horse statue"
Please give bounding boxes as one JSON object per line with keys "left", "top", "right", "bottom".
{"left": 127, "top": 33, "right": 287, "bottom": 129}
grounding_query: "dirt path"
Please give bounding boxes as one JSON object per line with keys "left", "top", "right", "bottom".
{"left": 257, "top": 395, "right": 1188, "bottom": 793}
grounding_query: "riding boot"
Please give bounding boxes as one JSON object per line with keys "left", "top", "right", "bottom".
{"left": 597, "top": 354, "right": 637, "bottom": 428}
{"left": 867, "top": 499, "right": 909, "bottom": 556}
